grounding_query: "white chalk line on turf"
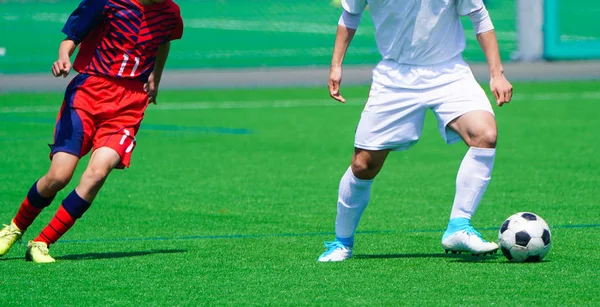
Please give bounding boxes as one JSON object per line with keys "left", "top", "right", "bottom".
{"left": 1, "top": 91, "right": 599, "bottom": 114}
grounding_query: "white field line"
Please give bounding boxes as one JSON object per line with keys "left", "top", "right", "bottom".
{"left": 0, "top": 91, "right": 599, "bottom": 114}
{"left": 186, "top": 18, "right": 374, "bottom": 36}
{"left": 185, "top": 47, "right": 378, "bottom": 59}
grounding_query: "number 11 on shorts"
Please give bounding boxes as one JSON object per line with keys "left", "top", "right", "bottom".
{"left": 119, "top": 129, "right": 135, "bottom": 153}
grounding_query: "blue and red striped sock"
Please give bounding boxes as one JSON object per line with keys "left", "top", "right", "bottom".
{"left": 35, "top": 190, "right": 91, "bottom": 246}
{"left": 13, "top": 181, "right": 55, "bottom": 231}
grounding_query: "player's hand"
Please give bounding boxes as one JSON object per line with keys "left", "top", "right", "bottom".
{"left": 490, "top": 73, "right": 513, "bottom": 107}
{"left": 329, "top": 66, "right": 346, "bottom": 103}
{"left": 145, "top": 73, "right": 158, "bottom": 104}
{"left": 52, "top": 56, "right": 71, "bottom": 78}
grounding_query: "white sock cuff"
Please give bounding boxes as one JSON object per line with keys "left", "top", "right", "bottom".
{"left": 468, "top": 147, "right": 496, "bottom": 158}
{"left": 345, "top": 167, "right": 373, "bottom": 186}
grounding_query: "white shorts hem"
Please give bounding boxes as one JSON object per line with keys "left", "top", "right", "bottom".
{"left": 442, "top": 108, "right": 495, "bottom": 129}
{"left": 354, "top": 142, "right": 415, "bottom": 152}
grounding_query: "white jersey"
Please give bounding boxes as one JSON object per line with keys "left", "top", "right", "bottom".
{"left": 342, "top": 0, "right": 486, "bottom": 65}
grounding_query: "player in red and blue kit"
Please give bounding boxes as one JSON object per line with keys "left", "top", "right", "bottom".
{"left": 0, "top": 0, "right": 183, "bottom": 263}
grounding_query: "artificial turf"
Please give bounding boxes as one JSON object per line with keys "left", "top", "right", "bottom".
{"left": 0, "top": 81, "right": 598, "bottom": 305}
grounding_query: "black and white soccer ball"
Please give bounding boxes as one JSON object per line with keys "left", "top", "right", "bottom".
{"left": 498, "top": 212, "right": 551, "bottom": 262}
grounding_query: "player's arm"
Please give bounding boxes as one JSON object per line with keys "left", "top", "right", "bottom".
{"left": 54, "top": 0, "right": 107, "bottom": 78}
{"left": 146, "top": 7, "right": 183, "bottom": 104}
{"left": 464, "top": 3, "right": 513, "bottom": 106}
{"left": 153, "top": 42, "right": 170, "bottom": 88}
{"left": 329, "top": 0, "right": 366, "bottom": 103}
{"left": 476, "top": 30, "right": 512, "bottom": 106}
{"left": 145, "top": 42, "right": 171, "bottom": 104}
{"left": 52, "top": 40, "right": 77, "bottom": 78}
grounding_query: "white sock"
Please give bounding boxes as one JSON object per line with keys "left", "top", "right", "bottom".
{"left": 450, "top": 147, "right": 496, "bottom": 220}
{"left": 335, "top": 167, "right": 373, "bottom": 246}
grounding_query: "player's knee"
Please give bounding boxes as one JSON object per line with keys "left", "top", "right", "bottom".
{"left": 351, "top": 157, "right": 380, "bottom": 180}
{"left": 469, "top": 128, "right": 497, "bottom": 148}
{"left": 81, "top": 166, "right": 110, "bottom": 189}
{"left": 351, "top": 159, "right": 368, "bottom": 174}
{"left": 45, "top": 169, "right": 73, "bottom": 191}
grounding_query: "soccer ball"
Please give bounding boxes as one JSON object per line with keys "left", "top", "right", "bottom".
{"left": 498, "top": 212, "right": 551, "bottom": 262}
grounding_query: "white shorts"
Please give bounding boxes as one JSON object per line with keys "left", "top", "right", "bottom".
{"left": 355, "top": 56, "right": 494, "bottom": 151}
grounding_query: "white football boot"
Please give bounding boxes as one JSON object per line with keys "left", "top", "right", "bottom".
{"left": 0, "top": 222, "right": 23, "bottom": 257}
{"left": 317, "top": 240, "right": 353, "bottom": 262}
{"left": 442, "top": 226, "right": 498, "bottom": 256}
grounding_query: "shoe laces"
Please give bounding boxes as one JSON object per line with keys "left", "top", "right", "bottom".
{"left": 1, "top": 224, "right": 21, "bottom": 239}
{"left": 32, "top": 242, "right": 50, "bottom": 255}
{"left": 323, "top": 240, "right": 348, "bottom": 252}
{"left": 465, "top": 226, "right": 487, "bottom": 242}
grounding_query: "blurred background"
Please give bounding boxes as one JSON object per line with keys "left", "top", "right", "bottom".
{"left": 0, "top": 0, "right": 599, "bottom": 82}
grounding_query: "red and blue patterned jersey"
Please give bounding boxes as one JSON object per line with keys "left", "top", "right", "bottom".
{"left": 62, "top": 0, "right": 183, "bottom": 82}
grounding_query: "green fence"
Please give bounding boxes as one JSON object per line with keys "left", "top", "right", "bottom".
{"left": 544, "top": 0, "right": 600, "bottom": 59}
{"left": 0, "top": 0, "right": 517, "bottom": 74}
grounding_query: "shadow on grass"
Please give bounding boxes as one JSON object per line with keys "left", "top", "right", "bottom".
{"left": 0, "top": 249, "right": 186, "bottom": 261}
{"left": 498, "top": 259, "right": 551, "bottom": 264}
{"left": 356, "top": 253, "right": 499, "bottom": 262}
{"left": 56, "top": 249, "right": 187, "bottom": 261}
{"left": 0, "top": 257, "right": 25, "bottom": 261}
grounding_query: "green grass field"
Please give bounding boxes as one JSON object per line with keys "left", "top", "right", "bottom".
{"left": 0, "top": 81, "right": 599, "bottom": 305}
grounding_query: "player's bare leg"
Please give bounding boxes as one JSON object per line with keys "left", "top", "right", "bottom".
{"left": 448, "top": 110, "right": 497, "bottom": 149}
{"left": 0, "top": 152, "right": 78, "bottom": 258}
{"left": 37, "top": 152, "right": 80, "bottom": 197}
{"left": 441, "top": 110, "right": 499, "bottom": 255}
{"left": 75, "top": 147, "right": 122, "bottom": 202}
{"left": 27, "top": 147, "right": 120, "bottom": 263}
{"left": 351, "top": 148, "right": 391, "bottom": 180}
{"left": 318, "top": 149, "right": 390, "bottom": 262}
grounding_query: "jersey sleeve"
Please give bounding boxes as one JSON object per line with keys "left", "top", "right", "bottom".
{"left": 341, "top": 0, "right": 368, "bottom": 15}
{"left": 62, "top": 0, "right": 108, "bottom": 44}
{"left": 169, "top": 13, "right": 184, "bottom": 41}
{"left": 456, "top": 0, "right": 485, "bottom": 16}
{"left": 339, "top": 10, "right": 363, "bottom": 30}
{"left": 468, "top": 7, "right": 494, "bottom": 34}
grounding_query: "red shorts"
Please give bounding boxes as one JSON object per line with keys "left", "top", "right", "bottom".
{"left": 51, "top": 74, "right": 148, "bottom": 169}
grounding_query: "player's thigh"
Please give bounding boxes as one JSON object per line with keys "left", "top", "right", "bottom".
{"left": 52, "top": 76, "right": 97, "bottom": 159}
{"left": 94, "top": 88, "right": 147, "bottom": 169}
{"left": 47, "top": 152, "right": 80, "bottom": 178}
{"left": 87, "top": 147, "right": 122, "bottom": 176}
{"left": 75, "top": 147, "right": 121, "bottom": 202}
{"left": 447, "top": 110, "right": 497, "bottom": 147}
{"left": 431, "top": 73, "right": 495, "bottom": 146}
{"left": 94, "top": 122, "right": 141, "bottom": 169}
{"left": 355, "top": 85, "right": 426, "bottom": 152}
{"left": 39, "top": 152, "right": 80, "bottom": 194}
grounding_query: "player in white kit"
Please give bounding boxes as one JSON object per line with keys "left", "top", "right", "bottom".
{"left": 318, "top": 0, "right": 513, "bottom": 262}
